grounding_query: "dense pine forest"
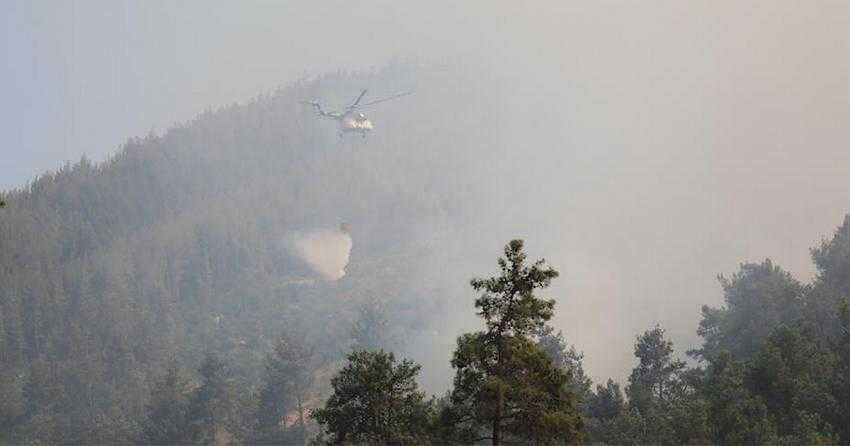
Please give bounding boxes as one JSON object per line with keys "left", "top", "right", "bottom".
{"left": 1, "top": 62, "right": 850, "bottom": 445}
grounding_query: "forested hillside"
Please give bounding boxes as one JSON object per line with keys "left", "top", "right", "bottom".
{"left": 0, "top": 61, "right": 502, "bottom": 443}
{"left": 1, "top": 60, "right": 850, "bottom": 445}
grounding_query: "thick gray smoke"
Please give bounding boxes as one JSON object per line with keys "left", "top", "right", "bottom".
{"left": 289, "top": 226, "right": 353, "bottom": 281}
{"left": 6, "top": 0, "right": 850, "bottom": 386}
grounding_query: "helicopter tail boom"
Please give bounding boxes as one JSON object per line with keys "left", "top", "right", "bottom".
{"left": 300, "top": 100, "right": 328, "bottom": 117}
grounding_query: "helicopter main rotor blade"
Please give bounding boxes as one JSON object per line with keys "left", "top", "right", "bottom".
{"left": 351, "top": 91, "right": 413, "bottom": 109}
{"left": 348, "top": 90, "right": 368, "bottom": 109}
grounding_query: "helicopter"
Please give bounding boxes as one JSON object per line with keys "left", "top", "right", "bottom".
{"left": 301, "top": 89, "right": 412, "bottom": 138}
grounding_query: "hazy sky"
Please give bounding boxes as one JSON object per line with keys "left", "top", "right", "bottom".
{"left": 3, "top": 0, "right": 850, "bottom": 382}
{"left": 1, "top": 0, "right": 494, "bottom": 188}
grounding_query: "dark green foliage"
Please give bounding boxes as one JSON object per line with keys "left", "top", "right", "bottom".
{"left": 699, "top": 352, "right": 775, "bottom": 444}
{"left": 692, "top": 260, "right": 804, "bottom": 362}
{"left": 808, "top": 215, "right": 850, "bottom": 342}
{"left": 140, "top": 365, "right": 191, "bottom": 444}
{"left": 812, "top": 215, "right": 850, "bottom": 297}
{"left": 832, "top": 301, "right": 850, "bottom": 443}
{"left": 695, "top": 326, "right": 844, "bottom": 445}
{"left": 745, "top": 325, "right": 838, "bottom": 443}
{"left": 449, "top": 334, "right": 582, "bottom": 444}
{"left": 627, "top": 326, "right": 687, "bottom": 414}
{"left": 587, "top": 379, "right": 625, "bottom": 421}
{"left": 678, "top": 219, "right": 850, "bottom": 444}
{"left": 581, "top": 326, "right": 713, "bottom": 445}
{"left": 806, "top": 216, "right": 850, "bottom": 442}
{"left": 253, "top": 332, "right": 315, "bottom": 445}
{"left": 584, "top": 379, "right": 628, "bottom": 444}
{"left": 619, "top": 326, "right": 701, "bottom": 445}
{"left": 446, "top": 240, "right": 581, "bottom": 445}
{"left": 471, "top": 240, "right": 558, "bottom": 338}
{"left": 187, "top": 353, "right": 240, "bottom": 444}
{"left": 312, "top": 350, "right": 434, "bottom": 445}
{"left": 536, "top": 325, "right": 593, "bottom": 410}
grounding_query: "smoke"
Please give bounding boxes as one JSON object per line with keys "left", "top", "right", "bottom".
{"left": 9, "top": 0, "right": 850, "bottom": 386}
{"left": 288, "top": 226, "right": 353, "bottom": 281}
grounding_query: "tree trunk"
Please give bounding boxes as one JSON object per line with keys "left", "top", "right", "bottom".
{"left": 493, "top": 330, "right": 505, "bottom": 446}
{"left": 493, "top": 385, "right": 502, "bottom": 446}
{"left": 297, "top": 395, "right": 306, "bottom": 446}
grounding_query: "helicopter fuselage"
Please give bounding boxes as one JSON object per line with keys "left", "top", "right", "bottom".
{"left": 339, "top": 112, "right": 374, "bottom": 133}
{"left": 319, "top": 110, "right": 373, "bottom": 136}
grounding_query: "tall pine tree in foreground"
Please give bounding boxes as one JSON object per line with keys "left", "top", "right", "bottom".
{"left": 446, "top": 239, "right": 582, "bottom": 445}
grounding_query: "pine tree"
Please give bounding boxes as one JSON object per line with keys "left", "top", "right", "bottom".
{"left": 253, "top": 332, "right": 314, "bottom": 445}
{"left": 583, "top": 379, "right": 629, "bottom": 443}
{"left": 536, "top": 324, "right": 593, "bottom": 411}
{"left": 313, "top": 350, "right": 433, "bottom": 445}
{"left": 702, "top": 352, "right": 778, "bottom": 444}
{"left": 745, "top": 325, "right": 838, "bottom": 443}
{"left": 625, "top": 326, "right": 688, "bottom": 444}
{"left": 692, "top": 260, "right": 803, "bottom": 361}
{"left": 140, "top": 365, "right": 191, "bottom": 444}
{"left": 187, "top": 353, "right": 238, "bottom": 445}
{"left": 627, "top": 326, "right": 686, "bottom": 412}
{"left": 832, "top": 301, "right": 850, "bottom": 443}
{"left": 447, "top": 240, "right": 581, "bottom": 445}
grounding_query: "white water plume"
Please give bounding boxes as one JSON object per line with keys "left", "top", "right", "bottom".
{"left": 288, "top": 226, "right": 353, "bottom": 281}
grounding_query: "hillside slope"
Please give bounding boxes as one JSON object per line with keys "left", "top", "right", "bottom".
{"left": 0, "top": 61, "right": 503, "bottom": 443}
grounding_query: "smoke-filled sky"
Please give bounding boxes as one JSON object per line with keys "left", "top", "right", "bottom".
{"left": 3, "top": 0, "right": 850, "bottom": 382}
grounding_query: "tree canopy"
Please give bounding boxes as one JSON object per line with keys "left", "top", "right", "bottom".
{"left": 446, "top": 240, "right": 582, "bottom": 445}
{"left": 1, "top": 55, "right": 850, "bottom": 445}
{"left": 312, "top": 350, "right": 433, "bottom": 445}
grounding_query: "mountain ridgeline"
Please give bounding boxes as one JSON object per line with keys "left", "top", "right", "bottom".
{"left": 1, "top": 61, "right": 850, "bottom": 444}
